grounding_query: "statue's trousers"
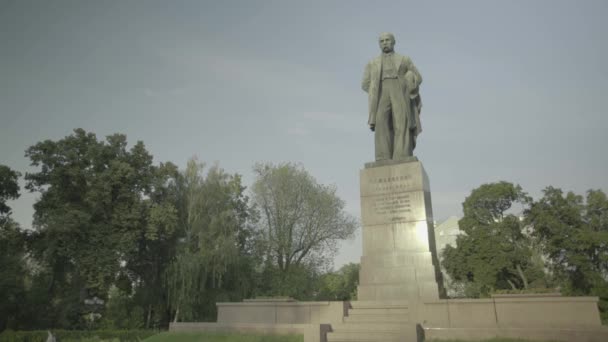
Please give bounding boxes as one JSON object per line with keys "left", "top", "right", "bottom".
{"left": 374, "top": 78, "right": 415, "bottom": 160}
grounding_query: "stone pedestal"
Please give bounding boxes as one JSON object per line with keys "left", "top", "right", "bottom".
{"left": 357, "top": 160, "right": 444, "bottom": 301}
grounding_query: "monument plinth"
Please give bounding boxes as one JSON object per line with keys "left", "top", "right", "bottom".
{"left": 357, "top": 160, "right": 444, "bottom": 302}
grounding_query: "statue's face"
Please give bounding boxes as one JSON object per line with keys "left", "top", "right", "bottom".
{"left": 379, "top": 34, "right": 395, "bottom": 53}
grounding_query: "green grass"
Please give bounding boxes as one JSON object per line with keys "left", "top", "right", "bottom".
{"left": 142, "top": 332, "right": 303, "bottom": 342}
{"left": 145, "top": 334, "right": 551, "bottom": 342}
{"left": 0, "top": 329, "right": 157, "bottom": 342}
{"left": 427, "top": 339, "right": 558, "bottom": 342}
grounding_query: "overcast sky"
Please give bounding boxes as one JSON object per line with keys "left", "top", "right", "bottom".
{"left": 1, "top": 0, "right": 607, "bottom": 268}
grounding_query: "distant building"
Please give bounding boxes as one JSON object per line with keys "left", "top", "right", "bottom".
{"left": 434, "top": 216, "right": 463, "bottom": 297}
{"left": 435, "top": 216, "right": 461, "bottom": 252}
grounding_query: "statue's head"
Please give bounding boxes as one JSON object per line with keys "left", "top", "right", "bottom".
{"left": 378, "top": 32, "right": 395, "bottom": 53}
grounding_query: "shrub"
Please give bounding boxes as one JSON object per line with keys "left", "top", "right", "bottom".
{"left": 0, "top": 329, "right": 157, "bottom": 342}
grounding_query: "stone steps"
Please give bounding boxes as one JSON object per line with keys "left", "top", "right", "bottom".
{"left": 349, "top": 307, "right": 409, "bottom": 315}
{"left": 327, "top": 301, "right": 418, "bottom": 342}
{"left": 350, "top": 300, "right": 409, "bottom": 309}
{"left": 344, "top": 313, "right": 410, "bottom": 323}
{"left": 327, "top": 331, "right": 404, "bottom": 342}
{"left": 330, "top": 323, "right": 408, "bottom": 332}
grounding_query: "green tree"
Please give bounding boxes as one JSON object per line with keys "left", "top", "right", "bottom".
{"left": 251, "top": 162, "right": 357, "bottom": 296}
{"left": 121, "top": 161, "right": 180, "bottom": 329}
{"left": 0, "top": 164, "right": 27, "bottom": 331}
{"left": 99, "top": 286, "right": 145, "bottom": 329}
{"left": 0, "top": 165, "right": 21, "bottom": 220}
{"left": 0, "top": 220, "right": 27, "bottom": 332}
{"left": 525, "top": 187, "right": 608, "bottom": 320}
{"left": 442, "top": 182, "right": 546, "bottom": 297}
{"left": 24, "top": 128, "right": 177, "bottom": 328}
{"left": 165, "top": 158, "right": 255, "bottom": 322}
{"left": 316, "top": 263, "right": 360, "bottom": 301}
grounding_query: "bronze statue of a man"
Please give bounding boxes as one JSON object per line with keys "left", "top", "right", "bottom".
{"left": 362, "top": 32, "right": 423, "bottom": 161}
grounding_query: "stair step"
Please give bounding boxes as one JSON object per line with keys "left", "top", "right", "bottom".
{"left": 349, "top": 308, "right": 409, "bottom": 315}
{"left": 330, "top": 323, "right": 408, "bottom": 333}
{"left": 344, "top": 314, "right": 410, "bottom": 323}
{"left": 350, "top": 300, "right": 409, "bottom": 309}
{"left": 328, "top": 337, "right": 402, "bottom": 342}
{"left": 327, "top": 331, "right": 403, "bottom": 342}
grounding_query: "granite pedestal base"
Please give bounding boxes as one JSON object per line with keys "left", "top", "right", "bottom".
{"left": 357, "top": 160, "right": 444, "bottom": 302}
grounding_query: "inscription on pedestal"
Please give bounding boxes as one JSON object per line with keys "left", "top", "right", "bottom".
{"left": 361, "top": 161, "right": 433, "bottom": 223}
{"left": 368, "top": 175, "right": 415, "bottom": 193}
{"left": 372, "top": 193, "right": 412, "bottom": 221}
{"left": 362, "top": 190, "right": 428, "bottom": 225}
{"left": 360, "top": 161, "right": 430, "bottom": 197}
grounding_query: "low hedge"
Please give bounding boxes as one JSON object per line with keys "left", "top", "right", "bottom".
{"left": 143, "top": 332, "right": 304, "bottom": 342}
{"left": 0, "top": 330, "right": 158, "bottom": 342}
{"left": 491, "top": 288, "right": 559, "bottom": 295}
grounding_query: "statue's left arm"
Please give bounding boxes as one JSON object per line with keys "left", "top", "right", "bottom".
{"left": 404, "top": 56, "right": 422, "bottom": 88}
{"left": 404, "top": 57, "right": 423, "bottom": 133}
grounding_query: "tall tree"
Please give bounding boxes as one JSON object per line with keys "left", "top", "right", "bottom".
{"left": 121, "top": 161, "right": 180, "bottom": 329}
{"left": 24, "top": 128, "right": 177, "bottom": 328}
{"left": 442, "top": 182, "right": 546, "bottom": 297}
{"left": 0, "top": 165, "right": 21, "bottom": 220}
{"left": 0, "top": 165, "right": 26, "bottom": 331}
{"left": 251, "top": 162, "right": 357, "bottom": 282}
{"left": 525, "top": 187, "right": 608, "bottom": 320}
{"left": 0, "top": 220, "right": 27, "bottom": 331}
{"left": 165, "top": 159, "right": 254, "bottom": 322}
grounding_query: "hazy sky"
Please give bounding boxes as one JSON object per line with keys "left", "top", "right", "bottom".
{"left": 1, "top": 0, "right": 607, "bottom": 268}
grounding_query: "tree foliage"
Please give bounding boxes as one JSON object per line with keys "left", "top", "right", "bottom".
{"left": 443, "top": 181, "right": 608, "bottom": 313}
{"left": 0, "top": 165, "right": 27, "bottom": 331}
{"left": 1, "top": 130, "right": 364, "bottom": 331}
{"left": 24, "top": 128, "right": 178, "bottom": 328}
{"left": 165, "top": 158, "right": 255, "bottom": 322}
{"left": 442, "top": 182, "right": 546, "bottom": 297}
{"left": 0, "top": 218, "right": 27, "bottom": 331}
{"left": 525, "top": 187, "right": 608, "bottom": 319}
{"left": 251, "top": 162, "right": 357, "bottom": 278}
{"left": 316, "top": 263, "right": 360, "bottom": 301}
{"left": 0, "top": 164, "right": 21, "bottom": 219}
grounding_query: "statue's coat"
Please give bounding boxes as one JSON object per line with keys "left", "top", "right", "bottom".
{"left": 362, "top": 53, "right": 423, "bottom": 136}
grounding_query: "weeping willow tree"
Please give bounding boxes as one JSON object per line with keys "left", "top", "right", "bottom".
{"left": 165, "top": 158, "right": 250, "bottom": 322}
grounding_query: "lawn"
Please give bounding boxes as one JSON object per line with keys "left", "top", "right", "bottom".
{"left": 142, "top": 332, "right": 303, "bottom": 342}
{"left": 142, "top": 333, "right": 555, "bottom": 342}
{"left": 427, "top": 339, "right": 558, "bottom": 342}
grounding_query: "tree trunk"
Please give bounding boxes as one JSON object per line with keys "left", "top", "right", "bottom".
{"left": 173, "top": 306, "right": 179, "bottom": 323}
{"left": 516, "top": 264, "right": 529, "bottom": 289}
{"left": 506, "top": 279, "right": 517, "bottom": 290}
{"left": 146, "top": 304, "right": 152, "bottom": 328}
